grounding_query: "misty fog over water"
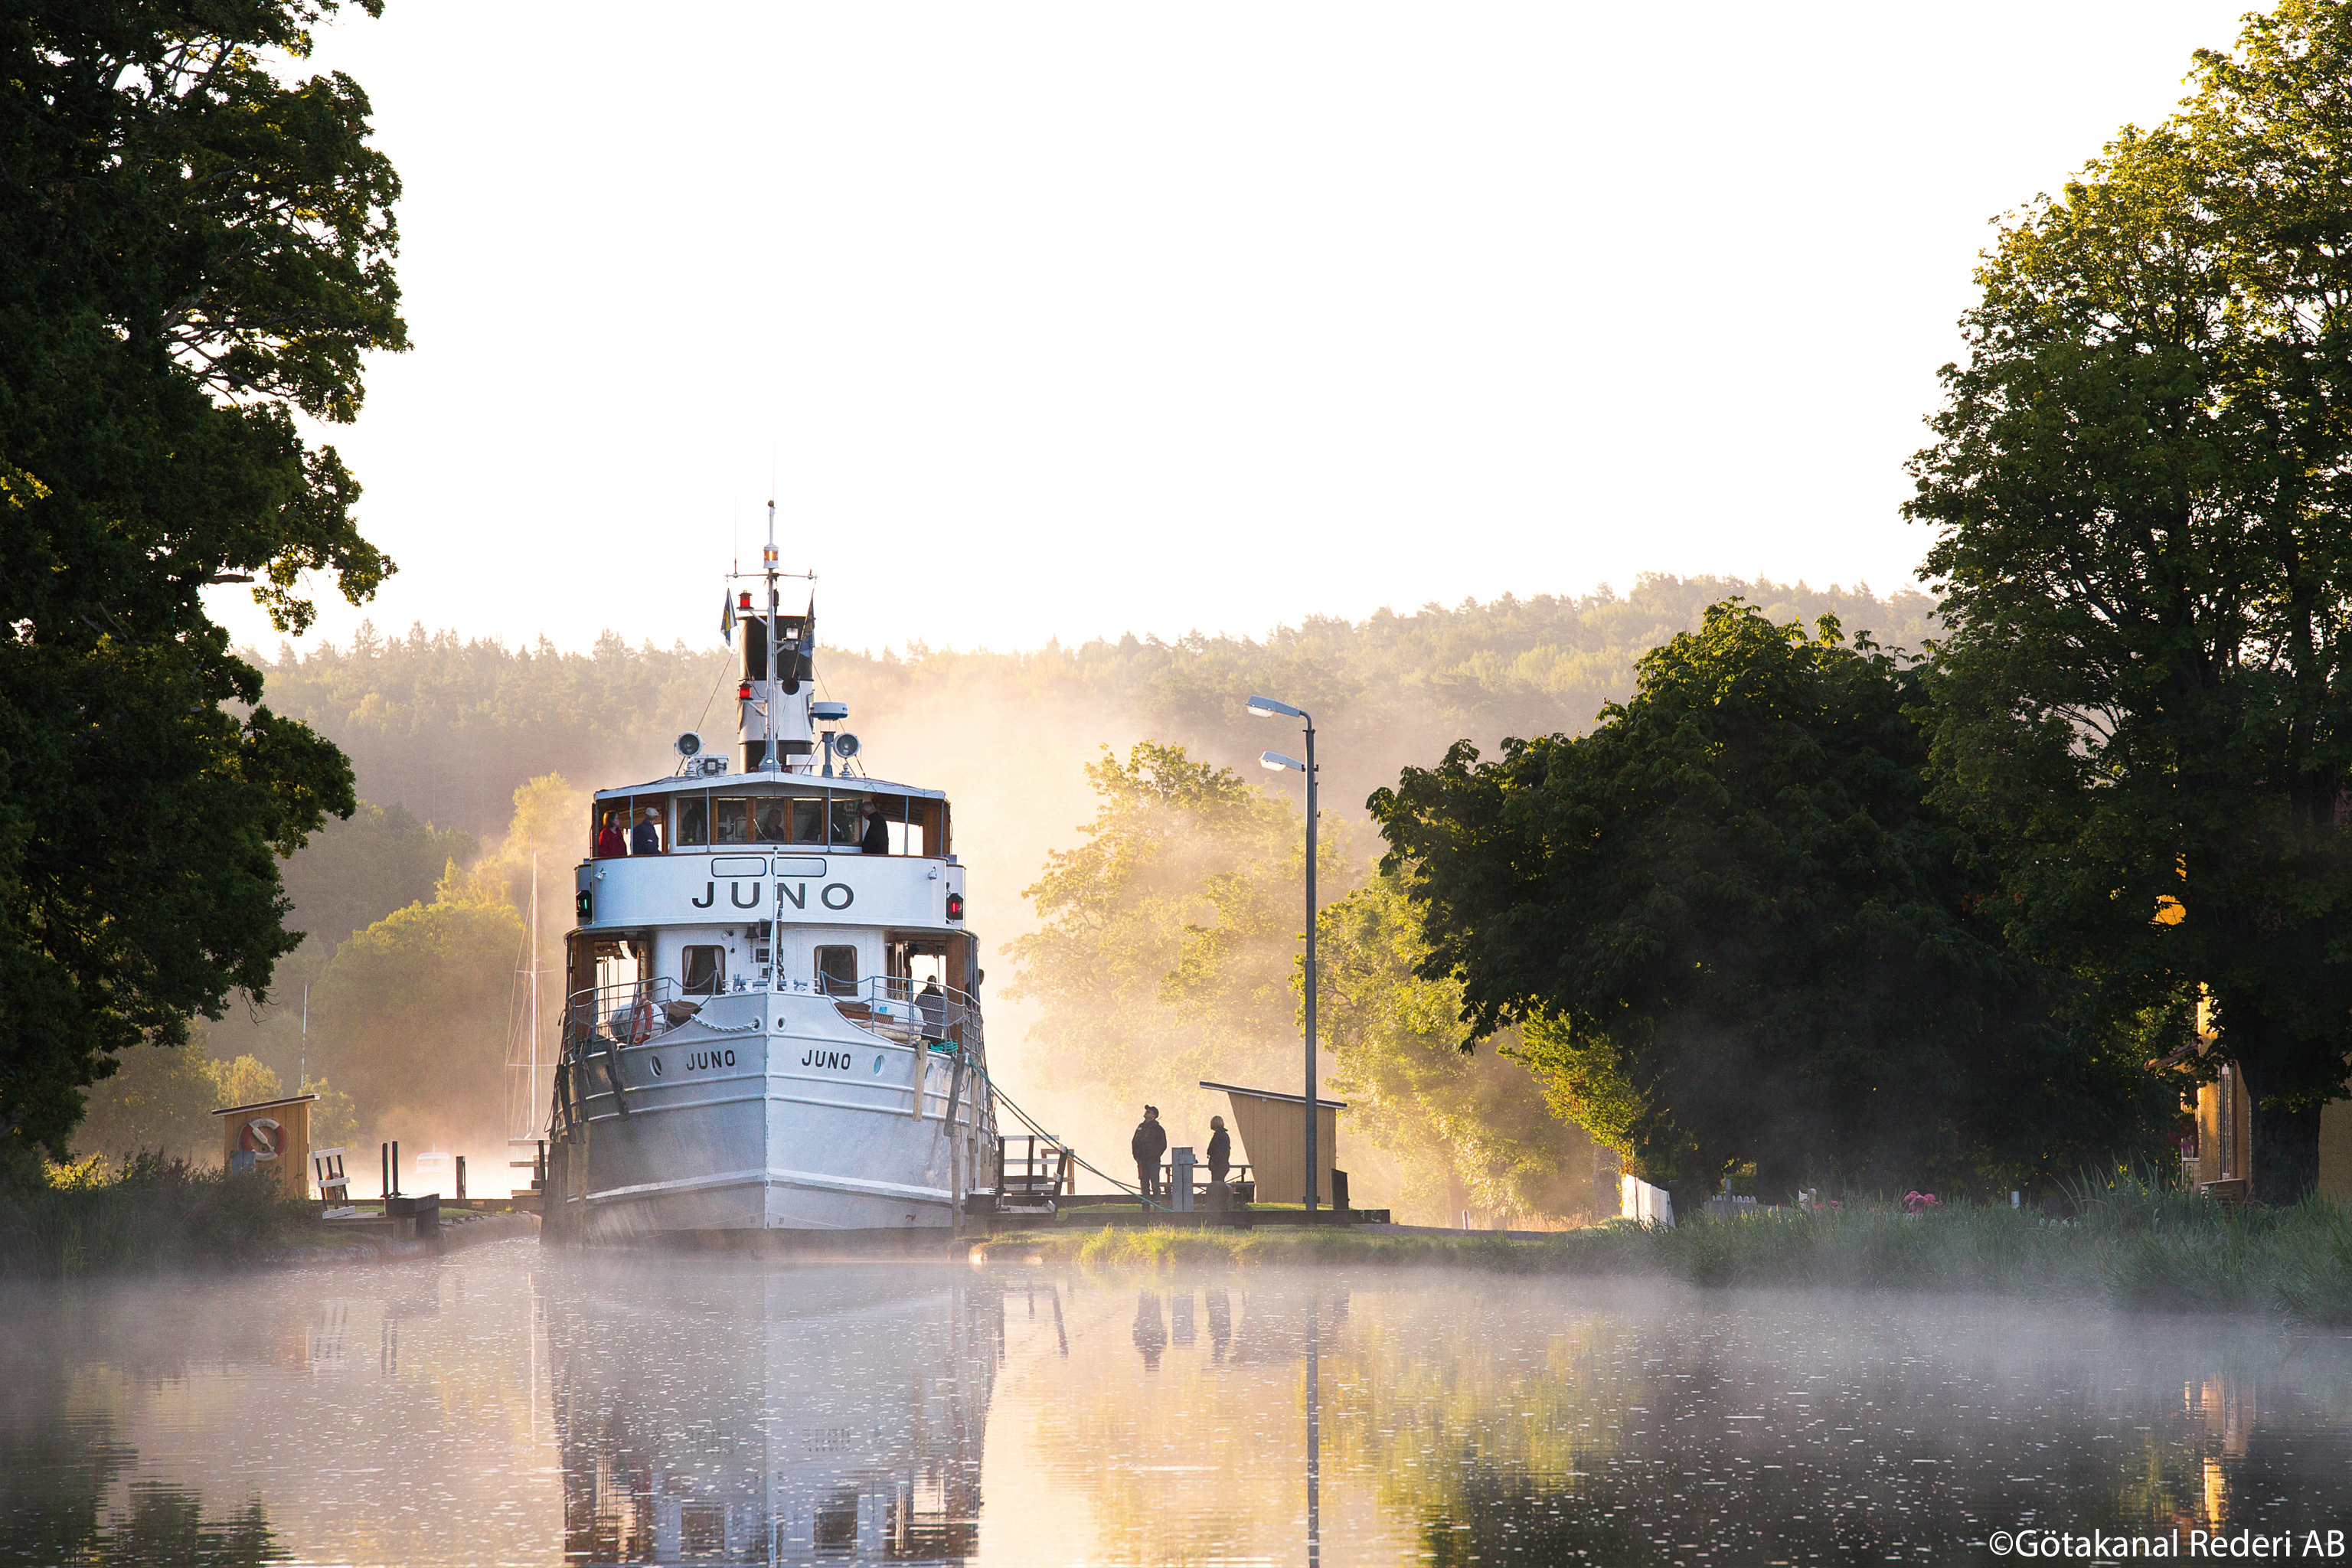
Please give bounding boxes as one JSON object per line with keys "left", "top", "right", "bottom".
{"left": 5, "top": 1243, "right": 2348, "bottom": 1566}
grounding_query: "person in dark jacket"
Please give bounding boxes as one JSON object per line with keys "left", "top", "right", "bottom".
{"left": 1204, "top": 1114, "right": 1234, "bottom": 1211}
{"left": 859, "top": 799, "right": 890, "bottom": 854}
{"left": 630, "top": 807, "right": 662, "bottom": 854}
{"left": 1131, "top": 1106, "right": 1168, "bottom": 1200}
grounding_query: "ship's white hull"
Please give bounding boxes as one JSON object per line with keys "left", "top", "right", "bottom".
{"left": 550, "top": 987, "right": 990, "bottom": 1243}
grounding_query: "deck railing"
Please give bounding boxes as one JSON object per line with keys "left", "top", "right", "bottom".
{"left": 560, "top": 976, "right": 687, "bottom": 1060}
{"left": 828, "top": 975, "right": 982, "bottom": 1053}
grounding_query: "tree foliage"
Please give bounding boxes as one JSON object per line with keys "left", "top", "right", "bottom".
{"left": 1004, "top": 742, "right": 1328, "bottom": 1112}
{"left": 70, "top": 1035, "right": 355, "bottom": 1163}
{"left": 0, "top": 2, "right": 403, "bottom": 1154}
{"left": 1318, "top": 872, "right": 1599, "bottom": 1223}
{"left": 1906, "top": 0, "right": 2352, "bottom": 1200}
{"left": 1371, "top": 602, "right": 2164, "bottom": 1215}
{"left": 307, "top": 886, "right": 524, "bottom": 1152}
{"left": 278, "top": 799, "right": 474, "bottom": 956}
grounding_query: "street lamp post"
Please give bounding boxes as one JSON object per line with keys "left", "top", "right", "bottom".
{"left": 1248, "top": 694, "right": 1318, "bottom": 1214}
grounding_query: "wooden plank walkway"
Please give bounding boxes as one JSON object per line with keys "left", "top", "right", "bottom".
{"left": 983, "top": 1198, "right": 1390, "bottom": 1231}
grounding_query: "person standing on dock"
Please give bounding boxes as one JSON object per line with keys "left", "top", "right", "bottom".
{"left": 1206, "top": 1116, "right": 1231, "bottom": 1207}
{"left": 1132, "top": 1106, "right": 1168, "bottom": 1200}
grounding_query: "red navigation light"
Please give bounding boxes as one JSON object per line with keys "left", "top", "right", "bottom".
{"left": 737, "top": 681, "right": 753, "bottom": 701}
{"left": 945, "top": 892, "right": 965, "bottom": 922}
{"left": 737, "top": 591, "right": 752, "bottom": 611}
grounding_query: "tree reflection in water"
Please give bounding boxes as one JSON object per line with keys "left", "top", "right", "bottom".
{"left": 1367, "top": 1298, "right": 2352, "bottom": 1564}
{"left": 0, "top": 1361, "right": 283, "bottom": 1566}
{"left": 1004, "top": 1276, "right": 2352, "bottom": 1564}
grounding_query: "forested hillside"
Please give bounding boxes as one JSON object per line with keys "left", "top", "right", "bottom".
{"left": 249, "top": 573, "right": 1934, "bottom": 841}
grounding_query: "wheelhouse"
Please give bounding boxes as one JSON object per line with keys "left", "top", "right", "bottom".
{"left": 586, "top": 777, "right": 950, "bottom": 858}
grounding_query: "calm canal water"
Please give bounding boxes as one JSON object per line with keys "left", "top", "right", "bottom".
{"left": 3, "top": 1239, "right": 2349, "bottom": 1566}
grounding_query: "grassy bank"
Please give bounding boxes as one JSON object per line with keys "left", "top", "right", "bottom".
{"left": 0, "top": 1154, "right": 315, "bottom": 1278}
{"left": 978, "top": 1178, "right": 2352, "bottom": 1326}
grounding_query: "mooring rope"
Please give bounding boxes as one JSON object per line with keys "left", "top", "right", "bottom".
{"left": 959, "top": 1053, "right": 1174, "bottom": 1213}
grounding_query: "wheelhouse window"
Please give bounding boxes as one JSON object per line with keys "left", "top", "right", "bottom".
{"left": 815, "top": 945, "right": 858, "bottom": 997}
{"left": 753, "top": 792, "right": 826, "bottom": 844}
{"left": 675, "top": 795, "right": 709, "bottom": 848}
{"left": 710, "top": 797, "right": 755, "bottom": 844}
{"left": 681, "top": 946, "right": 725, "bottom": 996}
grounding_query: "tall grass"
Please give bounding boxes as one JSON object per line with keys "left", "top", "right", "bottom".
{"left": 1008, "top": 1173, "right": 2352, "bottom": 1327}
{"left": 0, "top": 1152, "right": 312, "bottom": 1278}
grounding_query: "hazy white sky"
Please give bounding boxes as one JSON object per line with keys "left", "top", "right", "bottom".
{"left": 206, "top": 1, "right": 2262, "bottom": 659}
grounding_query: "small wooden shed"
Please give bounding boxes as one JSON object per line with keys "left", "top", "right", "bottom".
{"left": 1199, "top": 1080, "right": 1344, "bottom": 1207}
{"left": 212, "top": 1093, "right": 317, "bottom": 1200}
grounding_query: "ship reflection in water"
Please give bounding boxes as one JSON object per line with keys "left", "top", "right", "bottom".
{"left": 4, "top": 1241, "right": 2352, "bottom": 1565}
{"left": 548, "top": 1257, "right": 999, "bottom": 1566}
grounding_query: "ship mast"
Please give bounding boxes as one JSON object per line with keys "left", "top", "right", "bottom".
{"left": 529, "top": 847, "right": 540, "bottom": 1108}
{"left": 763, "top": 499, "right": 779, "bottom": 771}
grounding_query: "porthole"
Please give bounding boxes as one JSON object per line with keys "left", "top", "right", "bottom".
{"left": 872, "top": 1055, "right": 884, "bottom": 1074}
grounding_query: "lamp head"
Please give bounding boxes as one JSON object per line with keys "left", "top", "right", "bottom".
{"left": 1246, "top": 694, "right": 1304, "bottom": 720}
{"left": 1261, "top": 750, "right": 1304, "bottom": 773}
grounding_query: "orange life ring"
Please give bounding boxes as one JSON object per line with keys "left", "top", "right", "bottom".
{"left": 629, "top": 999, "right": 655, "bottom": 1044}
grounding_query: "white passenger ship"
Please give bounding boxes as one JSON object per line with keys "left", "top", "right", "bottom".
{"left": 543, "top": 531, "right": 998, "bottom": 1243}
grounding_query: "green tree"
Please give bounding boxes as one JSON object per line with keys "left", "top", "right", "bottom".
{"left": 1906, "top": 0, "right": 2352, "bottom": 1202}
{"left": 208, "top": 1055, "right": 282, "bottom": 1112}
{"left": 299, "top": 1074, "right": 359, "bottom": 1154}
{"left": 69, "top": 1038, "right": 220, "bottom": 1162}
{"left": 1318, "top": 873, "right": 1598, "bottom": 1223}
{"left": 1, "top": 2, "right": 403, "bottom": 1154}
{"left": 308, "top": 890, "right": 523, "bottom": 1151}
{"left": 1007, "top": 743, "right": 1311, "bottom": 1108}
{"left": 1370, "top": 602, "right": 2161, "bottom": 1217}
{"left": 279, "top": 802, "right": 473, "bottom": 956}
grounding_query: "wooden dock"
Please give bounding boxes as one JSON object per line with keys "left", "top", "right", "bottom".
{"left": 980, "top": 1195, "right": 1390, "bottom": 1231}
